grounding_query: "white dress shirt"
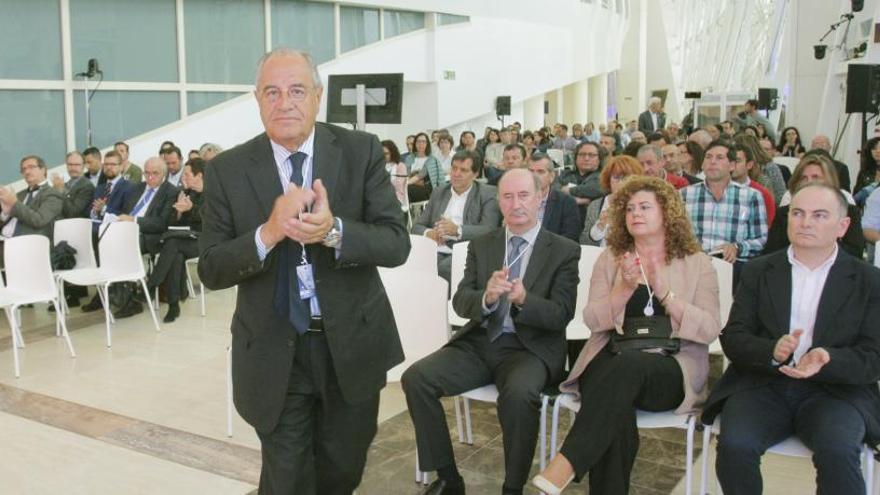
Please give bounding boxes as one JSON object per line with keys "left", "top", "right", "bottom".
{"left": 787, "top": 245, "right": 838, "bottom": 363}
{"left": 437, "top": 184, "right": 472, "bottom": 254}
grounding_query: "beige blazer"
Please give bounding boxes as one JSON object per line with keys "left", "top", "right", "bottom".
{"left": 560, "top": 249, "right": 721, "bottom": 414}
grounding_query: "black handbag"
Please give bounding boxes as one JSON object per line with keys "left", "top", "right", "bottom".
{"left": 610, "top": 315, "right": 680, "bottom": 354}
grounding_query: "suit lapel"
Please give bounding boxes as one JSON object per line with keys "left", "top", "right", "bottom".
{"left": 523, "top": 228, "right": 551, "bottom": 291}
{"left": 542, "top": 189, "right": 557, "bottom": 228}
{"left": 463, "top": 185, "right": 479, "bottom": 224}
{"left": 244, "top": 134, "right": 284, "bottom": 218}
{"left": 765, "top": 253, "right": 792, "bottom": 337}
{"left": 487, "top": 228, "right": 506, "bottom": 279}
{"left": 312, "top": 124, "right": 342, "bottom": 206}
{"left": 812, "top": 254, "right": 856, "bottom": 344}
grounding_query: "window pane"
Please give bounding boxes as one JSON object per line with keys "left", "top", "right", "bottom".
{"left": 185, "top": 0, "right": 265, "bottom": 84}
{"left": 73, "top": 91, "right": 179, "bottom": 150}
{"left": 271, "top": 0, "right": 335, "bottom": 65}
{"left": 188, "top": 91, "right": 248, "bottom": 114}
{"left": 437, "top": 14, "right": 469, "bottom": 26}
{"left": 340, "top": 7, "right": 379, "bottom": 53}
{"left": 1, "top": 1, "right": 62, "bottom": 80}
{"left": 70, "top": 0, "right": 178, "bottom": 82}
{"left": 384, "top": 10, "right": 424, "bottom": 38}
{"left": 0, "top": 91, "right": 65, "bottom": 184}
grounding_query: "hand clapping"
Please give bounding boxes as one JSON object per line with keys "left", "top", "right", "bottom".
{"left": 618, "top": 252, "right": 640, "bottom": 289}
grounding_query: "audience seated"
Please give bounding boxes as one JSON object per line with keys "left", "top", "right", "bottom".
{"left": 0, "top": 155, "right": 63, "bottom": 243}
{"left": 556, "top": 141, "right": 607, "bottom": 223}
{"left": 411, "top": 150, "right": 500, "bottom": 282}
{"left": 162, "top": 146, "right": 184, "bottom": 187}
{"left": 580, "top": 155, "right": 644, "bottom": 246}
{"left": 809, "top": 135, "right": 851, "bottom": 191}
{"left": 381, "top": 140, "right": 408, "bottom": 208}
{"left": 764, "top": 154, "right": 864, "bottom": 258}
{"left": 403, "top": 169, "right": 579, "bottom": 495}
{"left": 731, "top": 144, "right": 776, "bottom": 227}
{"left": 52, "top": 151, "right": 96, "bottom": 220}
{"left": 734, "top": 133, "right": 787, "bottom": 204}
{"left": 637, "top": 144, "right": 688, "bottom": 189}
{"left": 702, "top": 183, "right": 880, "bottom": 495}
{"left": 533, "top": 176, "right": 720, "bottom": 495}
{"left": 487, "top": 143, "right": 527, "bottom": 186}
{"left": 527, "top": 152, "right": 580, "bottom": 242}
{"left": 82, "top": 147, "right": 104, "bottom": 186}
{"left": 406, "top": 132, "right": 444, "bottom": 202}
{"left": 115, "top": 141, "right": 142, "bottom": 184}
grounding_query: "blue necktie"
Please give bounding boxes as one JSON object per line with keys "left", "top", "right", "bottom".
{"left": 487, "top": 236, "right": 527, "bottom": 342}
{"left": 273, "top": 152, "right": 311, "bottom": 334}
{"left": 130, "top": 188, "right": 155, "bottom": 216}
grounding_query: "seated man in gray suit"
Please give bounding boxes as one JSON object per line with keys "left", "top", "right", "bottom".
{"left": 412, "top": 150, "right": 501, "bottom": 282}
{"left": 51, "top": 151, "right": 96, "bottom": 219}
{"left": 403, "top": 168, "right": 580, "bottom": 495}
{"left": 0, "top": 155, "right": 64, "bottom": 242}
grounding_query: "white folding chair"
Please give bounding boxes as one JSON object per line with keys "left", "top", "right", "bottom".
{"left": 381, "top": 234, "right": 438, "bottom": 276}
{"left": 185, "top": 257, "right": 205, "bottom": 317}
{"left": 53, "top": 218, "right": 97, "bottom": 315}
{"left": 225, "top": 342, "right": 233, "bottom": 438}
{"left": 448, "top": 241, "right": 470, "bottom": 328}
{"left": 0, "top": 235, "right": 76, "bottom": 377}
{"left": 774, "top": 156, "right": 800, "bottom": 175}
{"left": 550, "top": 393, "right": 699, "bottom": 495}
{"left": 708, "top": 257, "right": 734, "bottom": 365}
{"left": 566, "top": 246, "right": 603, "bottom": 341}
{"left": 547, "top": 149, "right": 565, "bottom": 169}
{"left": 56, "top": 222, "right": 160, "bottom": 347}
{"left": 699, "top": 420, "right": 875, "bottom": 495}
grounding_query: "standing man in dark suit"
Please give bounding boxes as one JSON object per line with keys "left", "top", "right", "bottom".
{"left": 198, "top": 48, "right": 409, "bottom": 495}
{"left": 0, "top": 155, "right": 63, "bottom": 241}
{"left": 403, "top": 169, "right": 580, "bottom": 495}
{"left": 702, "top": 183, "right": 880, "bottom": 494}
{"left": 528, "top": 152, "right": 581, "bottom": 242}
{"left": 638, "top": 96, "right": 666, "bottom": 134}
{"left": 412, "top": 150, "right": 501, "bottom": 282}
{"left": 51, "top": 151, "right": 96, "bottom": 219}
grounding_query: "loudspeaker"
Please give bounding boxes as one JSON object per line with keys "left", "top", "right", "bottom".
{"left": 543, "top": 101, "right": 549, "bottom": 114}
{"left": 846, "top": 64, "right": 880, "bottom": 113}
{"left": 853, "top": 0, "right": 864, "bottom": 12}
{"left": 496, "top": 96, "right": 511, "bottom": 116}
{"left": 684, "top": 91, "right": 702, "bottom": 99}
{"left": 757, "top": 88, "right": 778, "bottom": 110}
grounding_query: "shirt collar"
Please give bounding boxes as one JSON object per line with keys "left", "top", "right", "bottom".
{"left": 270, "top": 128, "right": 316, "bottom": 164}
{"left": 787, "top": 244, "right": 838, "bottom": 273}
{"left": 506, "top": 222, "right": 541, "bottom": 246}
{"left": 451, "top": 183, "right": 473, "bottom": 199}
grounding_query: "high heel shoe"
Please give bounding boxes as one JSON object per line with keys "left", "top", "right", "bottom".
{"left": 531, "top": 472, "right": 574, "bottom": 495}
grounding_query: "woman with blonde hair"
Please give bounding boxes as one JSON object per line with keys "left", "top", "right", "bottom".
{"left": 534, "top": 176, "right": 720, "bottom": 494}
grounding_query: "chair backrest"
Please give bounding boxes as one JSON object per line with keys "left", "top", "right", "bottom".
{"left": 567, "top": 245, "right": 604, "bottom": 340}
{"left": 4, "top": 235, "right": 57, "bottom": 299}
{"left": 547, "top": 149, "right": 565, "bottom": 169}
{"left": 449, "top": 241, "right": 470, "bottom": 299}
{"left": 774, "top": 156, "right": 799, "bottom": 174}
{"left": 97, "top": 222, "right": 146, "bottom": 277}
{"left": 381, "top": 270, "right": 449, "bottom": 382}
{"left": 398, "top": 234, "right": 439, "bottom": 275}
{"left": 711, "top": 256, "right": 734, "bottom": 327}
{"left": 53, "top": 218, "right": 97, "bottom": 269}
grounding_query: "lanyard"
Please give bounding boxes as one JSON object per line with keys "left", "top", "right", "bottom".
{"left": 503, "top": 236, "right": 531, "bottom": 279}
{"left": 635, "top": 252, "right": 655, "bottom": 316}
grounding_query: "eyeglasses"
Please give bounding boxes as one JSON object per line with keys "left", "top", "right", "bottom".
{"left": 20, "top": 163, "right": 39, "bottom": 173}
{"left": 143, "top": 170, "right": 163, "bottom": 177}
{"left": 260, "top": 85, "right": 311, "bottom": 104}
{"left": 577, "top": 152, "right": 599, "bottom": 158}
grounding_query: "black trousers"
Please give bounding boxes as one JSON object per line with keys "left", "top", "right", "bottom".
{"left": 559, "top": 346, "right": 684, "bottom": 495}
{"left": 257, "top": 332, "right": 379, "bottom": 495}
{"left": 149, "top": 237, "right": 199, "bottom": 304}
{"left": 716, "top": 377, "right": 867, "bottom": 495}
{"left": 402, "top": 328, "right": 550, "bottom": 490}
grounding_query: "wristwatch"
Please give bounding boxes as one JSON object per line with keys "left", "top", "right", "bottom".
{"left": 322, "top": 217, "right": 342, "bottom": 248}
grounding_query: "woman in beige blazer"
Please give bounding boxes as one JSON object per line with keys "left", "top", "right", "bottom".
{"left": 534, "top": 176, "right": 721, "bottom": 494}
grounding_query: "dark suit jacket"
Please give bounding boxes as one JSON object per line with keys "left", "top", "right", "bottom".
{"left": 8, "top": 183, "right": 63, "bottom": 239}
{"left": 198, "top": 124, "right": 410, "bottom": 434}
{"left": 451, "top": 227, "right": 580, "bottom": 381}
{"left": 541, "top": 188, "right": 581, "bottom": 242}
{"left": 122, "top": 181, "right": 178, "bottom": 254}
{"left": 702, "top": 250, "right": 880, "bottom": 446}
{"left": 411, "top": 182, "right": 501, "bottom": 242}
{"left": 763, "top": 204, "right": 865, "bottom": 259}
{"left": 62, "top": 177, "right": 95, "bottom": 219}
{"left": 638, "top": 110, "right": 666, "bottom": 134}
{"left": 89, "top": 178, "right": 133, "bottom": 220}
{"left": 834, "top": 160, "right": 852, "bottom": 192}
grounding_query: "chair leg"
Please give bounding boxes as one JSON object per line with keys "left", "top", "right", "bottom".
{"left": 685, "top": 416, "right": 695, "bottom": 495}
{"left": 52, "top": 299, "right": 76, "bottom": 358}
{"left": 139, "top": 278, "right": 161, "bottom": 331}
{"left": 96, "top": 285, "right": 114, "bottom": 324}
{"left": 102, "top": 284, "right": 113, "bottom": 348}
{"left": 700, "top": 423, "right": 713, "bottom": 495}
{"left": 463, "top": 397, "right": 474, "bottom": 445}
{"left": 6, "top": 307, "right": 21, "bottom": 378}
{"left": 185, "top": 265, "right": 196, "bottom": 301}
{"left": 226, "top": 345, "right": 233, "bottom": 438}
{"left": 199, "top": 281, "right": 206, "bottom": 317}
{"left": 539, "top": 394, "right": 549, "bottom": 471}
{"left": 453, "top": 396, "right": 465, "bottom": 443}
{"left": 550, "top": 397, "right": 562, "bottom": 458}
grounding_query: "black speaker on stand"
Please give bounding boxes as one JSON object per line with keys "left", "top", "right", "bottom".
{"left": 496, "top": 95, "right": 511, "bottom": 128}
{"left": 846, "top": 64, "right": 880, "bottom": 148}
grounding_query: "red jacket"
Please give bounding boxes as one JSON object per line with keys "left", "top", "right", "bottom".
{"left": 747, "top": 179, "right": 776, "bottom": 227}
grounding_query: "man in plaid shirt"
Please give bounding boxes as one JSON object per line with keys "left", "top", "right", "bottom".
{"left": 681, "top": 140, "right": 768, "bottom": 286}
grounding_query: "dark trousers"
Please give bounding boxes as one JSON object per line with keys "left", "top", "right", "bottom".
{"left": 149, "top": 237, "right": 199, "bottom": 304}
{"left": 257, "top": 332, "right": 379, "bottom": 495}
{"left": 559, "top": 347, "right": 684, "bottom": 494}
{"left": 402, "top": 328, "right": 550, "bottom": 491}
{"left": 716, "top": 377, "right": 867, "bottom": 495}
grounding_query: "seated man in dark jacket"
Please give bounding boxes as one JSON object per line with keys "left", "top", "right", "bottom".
{"left": 528, "top": 152, "right": 580, "bottom": 242}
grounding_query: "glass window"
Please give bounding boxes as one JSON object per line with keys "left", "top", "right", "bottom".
{"left": 340, "top": 7, "right": 380, "bottom": 53}
{"left": 271, "top": 0, "right": 335, "bottom": 64}
{"left": 437, "top": 14, "right": 469, "bottom": 26}
{"left": 70, "top": 0, "right": 177, "bottom": 82}
{"left": 185, "top": 0, "right": 265, "bottom": 84}
{"left": 384, "top": 10, "right": 425, "bottom": 38}
{"left": 73, "top": 91, "right": 179, "bottom": 150}
{"left": 187, "top": 91, "right": 249, "bottom": 115}
{"left": 0, "top": 91, "right": 66, "bottom": 184}
{"left": 1, "top": 1, "right": 62, "bottom": 80}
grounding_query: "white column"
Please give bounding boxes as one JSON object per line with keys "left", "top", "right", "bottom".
{"left": 588, "top": 73, "right": 608, "bottom": 126}
{"left": 522, "top": 94, "right": 545, "bottom": 130}
{"left": 617, "top": 0, "right": 646, "bottom": 121}
{"left": 563, "top": 79, "right": 589, "bottom": 125}
{"left": 554, "top": 88, "right": 565, "bottom": 125}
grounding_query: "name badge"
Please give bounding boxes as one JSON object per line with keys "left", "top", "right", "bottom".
{"left": 296, "top": 263, "right": 316, "bottom": 300}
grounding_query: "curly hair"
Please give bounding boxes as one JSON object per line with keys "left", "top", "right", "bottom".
{"left": 605, "top": 176, "right": 702, "bottom": 262}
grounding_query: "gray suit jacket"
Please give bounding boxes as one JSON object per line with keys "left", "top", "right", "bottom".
{"left": 8, "top": 184, "right": 63, "bottom": 239}
{"left": 411, "top": 182, "right": 501, "bottom": 241}
{"left": 62, "top": 176, "right": 96, "bottom": 219}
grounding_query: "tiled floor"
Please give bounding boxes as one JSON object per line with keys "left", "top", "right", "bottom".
{"left": 0, "top": 287, "right": 833, "bottom": 494}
